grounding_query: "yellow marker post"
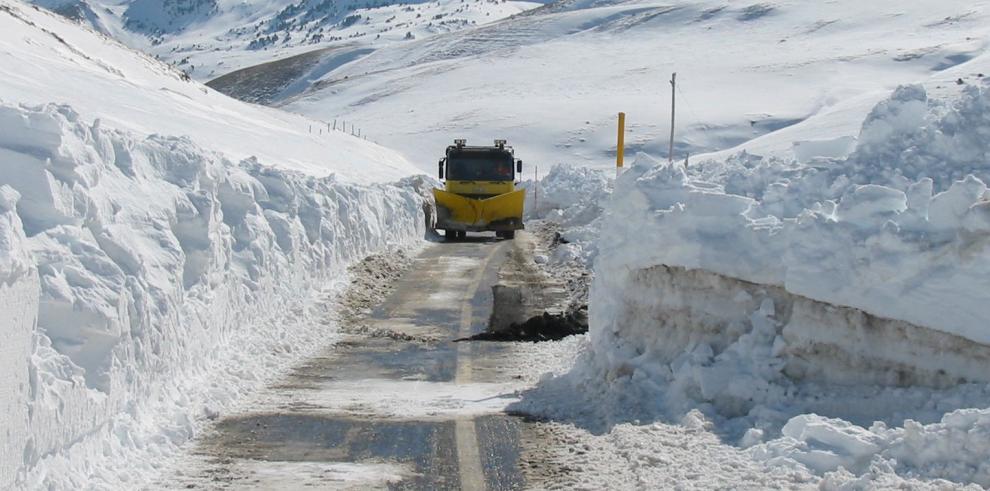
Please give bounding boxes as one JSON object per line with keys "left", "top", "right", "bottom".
{"left": 616, "top": 112, "right": 626, "bottom": 168}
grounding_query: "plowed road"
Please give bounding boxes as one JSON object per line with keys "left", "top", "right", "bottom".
{"left": 161, "top": 236, "right": 545, "bottom": 490}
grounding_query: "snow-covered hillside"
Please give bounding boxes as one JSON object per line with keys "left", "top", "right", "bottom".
{"left": 3, "top": 1, "right": 420, "bottom": 183}
{"left": 0, "top": 1, "right": 430, "bottom": 488}
{"left": 31, "top": 0, "right": 543, "bottom": 81}
{"left": 264, "top": 0, "right": 990, "bottom": 173}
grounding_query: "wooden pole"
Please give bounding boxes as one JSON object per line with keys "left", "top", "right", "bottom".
{"left": 616, "top": 112, "right": 626, "bottom": 172}
{"left": 668, "top": 72, "right": 676, "bottom": 164}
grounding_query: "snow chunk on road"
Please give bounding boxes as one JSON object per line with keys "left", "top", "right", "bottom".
{"left": 754, "top": 414, "right": 883, "bottom": 474}
{"left": 753, "top": 410, "right": 990, "bottom": 487}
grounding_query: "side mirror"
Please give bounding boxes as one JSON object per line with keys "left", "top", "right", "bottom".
{"left": 438, "top": 159, "right": 444, "bottom": 180}
{"left": 516, "top": 159, "right": 523, "bottom": 173}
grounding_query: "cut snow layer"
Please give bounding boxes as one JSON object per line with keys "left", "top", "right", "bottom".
{"left": 0, "top": 100, "right": 429, "bottom": 489}
{"left": 0, "top": 188, "right": 38, "bottom": 491}
{"left": 600, "top": 84, "right": 990, "bottom": 347}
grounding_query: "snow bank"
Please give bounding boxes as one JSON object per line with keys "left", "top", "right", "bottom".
{"left": 0, "top": 188, "right": 38, "bottom": 490}
{"left": 574, "top": 84, "right": 990, "bottom": 486}
{"left": 0, "top": 101, "right": 427, "bottom": 488}
{"left": 522, "top": 163, "right": 611, "bottom": 266}
{"left": 525, "top": 164, "right": 612, "bottom": 222}
{"left": 599, "top": 84, "right": 990, "bottom": 349}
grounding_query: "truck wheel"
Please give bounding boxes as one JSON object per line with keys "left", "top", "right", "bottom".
{"left": 505, "top": 231, "right": 516, "bottom": 240}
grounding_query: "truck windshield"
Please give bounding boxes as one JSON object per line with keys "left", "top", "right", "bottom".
{"left": 447, "top": 151, "right": 514, "bottom": 181}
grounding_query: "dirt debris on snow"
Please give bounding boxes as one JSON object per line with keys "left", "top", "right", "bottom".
{"left": 458, "top": 224, "right": 589, "bottom": 342}
{"left": 531, "top": 221, "right": 593, "bottom": 311}
{"left": 463, "top": 308, "right": 588, "bottom": 342}
{"left": 335, "top": 248, "right": 437, "bottom": 342}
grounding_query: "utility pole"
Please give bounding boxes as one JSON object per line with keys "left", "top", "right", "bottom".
{"left": 668, "top": 72, "right": 676, "bottom": 164}
{"left": 616, "top": 112, "right": 625, "bottom": 179}
{"left": 534, "top": 164, "right": 539, "bottom": 215}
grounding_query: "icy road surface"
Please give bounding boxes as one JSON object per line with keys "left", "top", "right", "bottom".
{"left": 157, "top": 236, "right": 554, "bottom": 490}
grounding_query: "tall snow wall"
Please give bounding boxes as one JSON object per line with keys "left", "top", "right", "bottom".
{"left": 0, "top": 102, "right": 428, "bottom": 488}
{"left": 0, "top": 188, "right": 38, "bottom": 490}
{"left": 591, "top": 84, "right": 990, "bottom": 398}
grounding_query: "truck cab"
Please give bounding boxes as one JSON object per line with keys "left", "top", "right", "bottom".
{"left": 434, "top": 139, "right": 525, "bottom": 239}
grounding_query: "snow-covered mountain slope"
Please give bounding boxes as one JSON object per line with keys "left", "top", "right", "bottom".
{"left": 2, "top": 1, "right": 422, "bottom": 184}
{"left": 264, "top": 0, "right": 990, "bottom": 172}
{"left": 31, "top": 0, "right": 543, "bottom": 80}
{"left": 0, "top": 1, "right": 432, "bottom": 488}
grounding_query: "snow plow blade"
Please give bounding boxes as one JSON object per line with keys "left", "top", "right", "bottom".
{"left": 433, "top": 188, "right": 525, "bottom": 232}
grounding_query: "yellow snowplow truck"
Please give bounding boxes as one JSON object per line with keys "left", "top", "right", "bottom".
{"left": 434, "top": 139, "right": 525, "bottom": 240}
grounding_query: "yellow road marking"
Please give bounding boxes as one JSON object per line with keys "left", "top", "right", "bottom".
{"left": 455, "top": 242, "right": 505, "bottom": 491}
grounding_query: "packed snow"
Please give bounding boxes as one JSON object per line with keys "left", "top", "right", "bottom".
{"left": 0, "top": 1, "right": 431, "bottom": 488}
